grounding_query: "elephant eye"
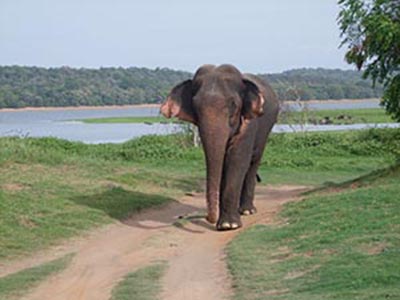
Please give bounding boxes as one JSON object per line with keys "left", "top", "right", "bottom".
{"left": 228, "top": 101, "right": 237, "bottom": 115}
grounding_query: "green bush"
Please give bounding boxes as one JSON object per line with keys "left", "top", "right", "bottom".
{"left": 1, "top": 128, "right": 398, "bottom": 167}
{"left": 0, "top": 134, "right": 197, "bottom": 165}
{"left": 118, "top": 134, "right": 194, "bottom": 161}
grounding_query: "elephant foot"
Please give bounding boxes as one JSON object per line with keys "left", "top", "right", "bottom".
{"left": 216, "top": 217, "right": 242, "bottom": 231}
{"left": 217, "top": 221, "right": 241, "bottom": 231}
{"left": 239, "top": 207, "right": 257, "bottom": 216}
{"left": 206, "top": 209, "right": 218, "bottom": 224}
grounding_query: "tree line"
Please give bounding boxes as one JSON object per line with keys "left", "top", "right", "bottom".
{"left": 260, "top": 68, "right": 382, "bottom": 101}
{"left": 0, "top": 66, "right": 382, "bottom": 108}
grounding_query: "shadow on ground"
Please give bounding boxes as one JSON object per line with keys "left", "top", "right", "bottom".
{"left": 71, "top": 186, "right": 213, "bottom": 234}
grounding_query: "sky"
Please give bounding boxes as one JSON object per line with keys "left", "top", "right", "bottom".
{"left": 0, "top": 0, "right": 351, "bottom": 73}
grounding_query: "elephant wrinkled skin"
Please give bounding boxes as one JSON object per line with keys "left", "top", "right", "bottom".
{"left": 161, "top": 64, "right": 279, "bottom": 230}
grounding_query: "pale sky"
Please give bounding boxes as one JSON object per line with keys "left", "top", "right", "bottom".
{"left": 0, "top": 0, "right": 351, "bottom": 73}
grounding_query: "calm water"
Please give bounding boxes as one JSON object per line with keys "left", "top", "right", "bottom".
{"left": 1, "top": 100, "right": 398, "bottom": 144}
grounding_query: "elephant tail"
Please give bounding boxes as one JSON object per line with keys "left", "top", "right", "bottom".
{"left": 256, "top": 173, "right": 261, "bottom": 183}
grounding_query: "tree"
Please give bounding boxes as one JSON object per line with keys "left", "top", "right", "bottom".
{"left": 338, "top": 0, "right": 400, "bottom": 120}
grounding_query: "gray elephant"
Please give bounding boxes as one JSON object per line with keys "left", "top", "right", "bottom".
{"left": 161, "top": 64, "right": 279, "bottom": 230}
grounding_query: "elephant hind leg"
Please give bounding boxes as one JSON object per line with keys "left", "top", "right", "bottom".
{"left": 239, "top": 157, "right": 262, "bottom": 215}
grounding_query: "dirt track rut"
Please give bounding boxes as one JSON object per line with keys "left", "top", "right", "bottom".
{"left": 5, "top": 185, "right": 307, "bottom": 300}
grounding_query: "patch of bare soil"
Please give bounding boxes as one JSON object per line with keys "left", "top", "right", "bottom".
{"left": 1, "top": 185, "right": 308, "bottom": 300}
{"left": 1, "top": 183, "right": 27, "bottom": 192}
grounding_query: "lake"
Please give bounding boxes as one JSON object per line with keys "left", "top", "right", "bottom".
{"left": 0, "top": 100, "right": 398, "bottom": 144}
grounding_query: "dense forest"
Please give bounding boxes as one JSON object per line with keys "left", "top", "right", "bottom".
{"left": 0, "top": 66, "right": 382, "bottom": 108}
{"left": 260, "top": 68, "right": 383, "bottom": 101}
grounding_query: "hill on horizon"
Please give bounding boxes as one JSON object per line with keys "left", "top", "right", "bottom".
{"left": 0, "top": 66, "right": 382, "bottom": 109}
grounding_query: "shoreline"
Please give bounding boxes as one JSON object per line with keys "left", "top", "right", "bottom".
{"left": 0, "top": 103, "right": 161, "bottom": 112}
{"left": 0, "top": 99, "right": 380, "bottom": 112}
{"left": 283, "top": 98, "right": 380, "bottom": 104}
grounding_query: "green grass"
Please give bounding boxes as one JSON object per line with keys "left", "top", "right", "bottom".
{"left": 79, "top": 108, "right": 396, "bottom": 125}
{"left": 110, "top": 262, "right": 167, "bottom": 300}
{"left": 281, "top": 108, "right": 395, "bottom": 125}
{"left": 0, "top": 254, "right": 73, "bottom": 300}
{"left": 227, "top": 163, "right": 400, "bottom": 300}
{"left": 0, "top": 129, "right": 399, "bottom": 262}
{"left": 260, "top": 128, "right": 400, "bottom": 185}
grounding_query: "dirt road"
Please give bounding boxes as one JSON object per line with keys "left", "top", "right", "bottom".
{"left": 10, "top": 185, "right": 307, "bottom": 300}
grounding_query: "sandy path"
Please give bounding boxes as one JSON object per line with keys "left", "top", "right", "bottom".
{"left": 12, "top": 185, "right": 307, "bottom": 300}
{"left": 160, "top": 185, "right": 308, "bottom": 300}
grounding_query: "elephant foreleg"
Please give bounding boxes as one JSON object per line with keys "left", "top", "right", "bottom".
{"left": 217, "top": 123, "right": 256, "bottom": 230}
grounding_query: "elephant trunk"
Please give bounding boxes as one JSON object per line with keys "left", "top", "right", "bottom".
{"left": 198, "top": 121, "right": 229, "bottom": 224}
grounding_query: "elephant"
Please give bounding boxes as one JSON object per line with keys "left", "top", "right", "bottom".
{"left": 160, "top": 64, "right": 279, "bottom": 230}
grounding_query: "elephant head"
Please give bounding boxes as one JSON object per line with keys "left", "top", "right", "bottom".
{"left": 160, "top": 64, "right": 265, "bottom": 224}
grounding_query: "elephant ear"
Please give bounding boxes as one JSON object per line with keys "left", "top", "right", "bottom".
{"left": 241, "top": 79, "right": 265, "bottom": 120}
{"left": 160, "top": 80, "right": 197, "bottom": 124}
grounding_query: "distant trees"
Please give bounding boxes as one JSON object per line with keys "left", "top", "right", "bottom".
{"left": 260, "top": 68, "right": 382, "bottom": 100}
{"left": 0, "top": 66, "right": 383, "bottom": 109}
{"left": 338, "top": 0, "right": 400, "bottom": 121}
{"left": 0, "top": 66, "right": 192, "bottom": 109}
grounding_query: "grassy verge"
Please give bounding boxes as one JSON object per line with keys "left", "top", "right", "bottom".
{"left": 79, "top": 108, "right": 395, "bottom": 125}
{"left": 259, "top": 128, "right": 399, "bottom": 185}
{"left": 0, "top": 254, "right": 73, "bottom": 300}
{"left": 110, "top": 262, "right": 167, "bottom": 300}
{"left": 227, "top": 163, "right": 400, "bottom": 300}
{"left": 0, "top": 129, "right": 399, "bottom": 261}
{"left": 280, "top": 108, "right": 394, "bottom": 125}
